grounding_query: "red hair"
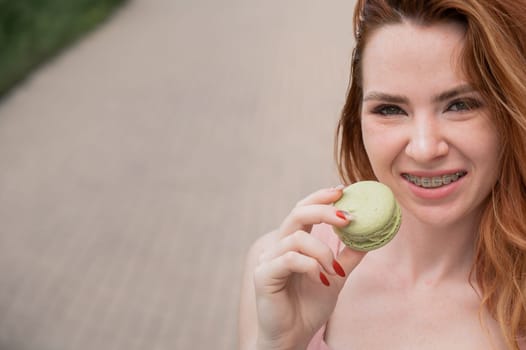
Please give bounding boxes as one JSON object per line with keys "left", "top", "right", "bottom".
{"left": 335, "top": 0, "right": 526, "bottom": 348}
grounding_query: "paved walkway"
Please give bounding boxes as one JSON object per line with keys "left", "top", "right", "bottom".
{"left": 0, "top": 0, "right": 356, "bottom": 348}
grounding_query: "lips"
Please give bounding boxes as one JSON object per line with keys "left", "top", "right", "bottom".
{"left": 402, "top": 171, "right": 467, "bottom": 188}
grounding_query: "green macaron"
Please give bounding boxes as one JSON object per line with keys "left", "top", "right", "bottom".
{"left": 333, "top": 181, "right": 401, "bottom": 251}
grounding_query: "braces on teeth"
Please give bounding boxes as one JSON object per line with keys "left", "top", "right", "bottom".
{"left": 402, "top": 171, "right": 467, "bottom": 188}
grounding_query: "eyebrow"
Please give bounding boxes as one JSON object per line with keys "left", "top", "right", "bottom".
{"left": 362, "top": 84, "right": 477, "bottom": 104}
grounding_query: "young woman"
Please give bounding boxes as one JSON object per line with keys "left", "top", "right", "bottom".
{"left": 239, "top": 1, "right": 526, "bottom": 349}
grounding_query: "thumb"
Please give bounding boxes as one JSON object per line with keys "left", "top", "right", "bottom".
{"left": 332, "top": 246, "right": 367, "bottom": 288}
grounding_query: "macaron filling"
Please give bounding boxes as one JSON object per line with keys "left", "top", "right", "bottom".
{"left": 335, "top": 204, "right": 401, "bottom": 251}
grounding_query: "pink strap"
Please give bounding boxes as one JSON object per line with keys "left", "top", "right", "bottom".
{"left": 307, "top": 325, "right": 330, "bottom": 350}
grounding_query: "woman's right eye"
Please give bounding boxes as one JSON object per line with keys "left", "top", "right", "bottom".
{"left": 371, "top": 104, "right": 406, "bottom": 116}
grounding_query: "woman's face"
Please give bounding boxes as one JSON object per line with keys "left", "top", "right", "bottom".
{"left": 360, "top": 21, "right": 501, "bottom": 228}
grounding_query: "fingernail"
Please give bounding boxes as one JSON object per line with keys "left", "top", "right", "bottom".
{"left": 332, "top": 260, "right": 346, "bottom": 277}
{"left": 336, "top": 210, "right": 352, "bottom": 221}
{"left": 319, "top": 272, "right": 330, "bottom": 286}
{"left": 329, "top": 184, "right": 345, "bottom": 192}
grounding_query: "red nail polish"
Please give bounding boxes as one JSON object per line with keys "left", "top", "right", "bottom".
{"left": 336, "top": 210, "right": 348, "bottom": 221}
{"left": 319, "top": 272, "right": 330, "bottom": 286}
{"left": 333, "top": 260, "right": 346, "bottom": 277}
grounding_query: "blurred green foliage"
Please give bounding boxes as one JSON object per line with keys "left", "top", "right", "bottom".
{"left": 0, "top": 0, "right": 127, "bottom": 97}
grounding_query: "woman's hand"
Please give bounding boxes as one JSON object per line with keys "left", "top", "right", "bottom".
{"left": 239, "top": 187, "right": 366, "bottom": 350}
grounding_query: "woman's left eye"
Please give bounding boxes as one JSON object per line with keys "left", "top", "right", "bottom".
{"left": 446, "top": 99, "right": 482, "bottom": 112}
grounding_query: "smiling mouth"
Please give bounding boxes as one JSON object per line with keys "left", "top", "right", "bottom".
{"left": 402, "top": 171, "right": 467, "bottom": 188}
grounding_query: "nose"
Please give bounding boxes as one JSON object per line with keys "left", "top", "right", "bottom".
{"left": 404, "top": 116, "right": 448, "bottom": 162}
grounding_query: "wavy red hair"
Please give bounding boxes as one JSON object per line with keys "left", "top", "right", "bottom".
{"left": 335, "top": 0, "right": 526, "bottom": 348}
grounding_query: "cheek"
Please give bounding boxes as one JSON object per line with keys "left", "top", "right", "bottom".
{"left": 361, "top": 120, "right": 401, "bottom": 171}
{"left": 453, "top": 121, "right": 500, "bottom": 166}
{"left": 361, "top": 120, "right": 378, "bottom": 162}
{"left": 477, "top": 133, "right": 501, "bottom": 179}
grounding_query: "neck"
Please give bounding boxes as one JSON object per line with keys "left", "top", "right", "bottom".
{"left": 380, "top": 208, "right": 480, "bottom": 286}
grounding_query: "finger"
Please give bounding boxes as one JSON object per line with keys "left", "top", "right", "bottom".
{"left": 259, "top": 230, "right": 338, "bottom": 276}
{"left": 330, "top": 246, "right": 367, "bottom": 288}
{"left": 254, "top": 251, "right": 326, "bottom": 294}
{"left": 279, "top": 204, "right": 352, "bottom": 238}
{"left": 295, "top": 185, "right": 345, "bottom": 208}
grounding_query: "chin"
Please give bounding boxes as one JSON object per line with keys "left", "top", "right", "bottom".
{"left": 401, "top": 202, "right": 485, "bottom": 230}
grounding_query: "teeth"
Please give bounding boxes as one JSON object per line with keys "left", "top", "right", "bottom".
{"left": 403, "top": 171, "right": 466, "bottom": 188}
{"left": 421, "top": 177, "right": 431, "bottom": 188}
{"left": 432, "top": 177, "right": 442, "bottom": 187}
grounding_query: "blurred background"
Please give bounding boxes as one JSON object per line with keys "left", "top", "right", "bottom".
{"left": 0, "top": 0, "right": 356, "bottom": 349}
